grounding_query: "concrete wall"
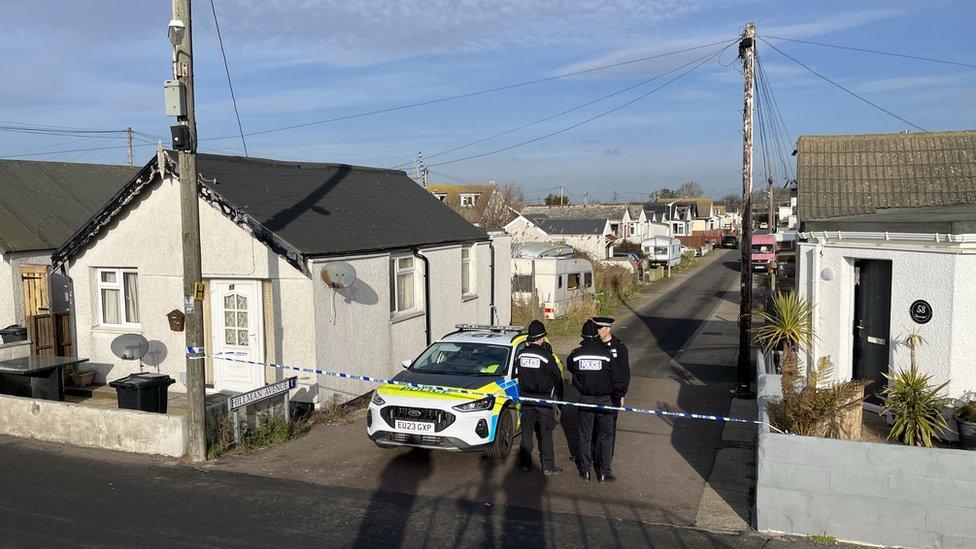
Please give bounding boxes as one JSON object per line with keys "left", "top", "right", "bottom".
{"left": 0, "top": 393, "right": 187, "bottom": 457}
{"left": 756, "top": 353, "right": 976, "bottom": 548}
{"left": 797, "top": 239, "right": 976, "bottom": 397}
{"left": 0, "top": 258, "right": 14, "bottom": 328}
{"left": 310, "top": 234, "right": 512, "bottom": 403}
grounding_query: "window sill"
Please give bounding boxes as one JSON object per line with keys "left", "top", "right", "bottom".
{"left": 462, "top": 293, "right": 479, "bottom": 303}
{"left": 390, "top": 309, "right": 425, "bottom": 325}
{"left": 92, "top": 325, "right": 143, "bottom": 335}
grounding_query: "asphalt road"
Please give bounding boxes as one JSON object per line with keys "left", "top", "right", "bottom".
{"left": 0, "top": 250, "right": 813, "bottom": 548}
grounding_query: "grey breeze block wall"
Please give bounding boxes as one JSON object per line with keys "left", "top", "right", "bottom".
{"left": 756, "top": 368, "right": 976, "bottom": 549}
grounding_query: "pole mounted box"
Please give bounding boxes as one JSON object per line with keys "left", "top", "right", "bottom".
{"left": 163, "top": 79, "right": 187, "bottom": 117}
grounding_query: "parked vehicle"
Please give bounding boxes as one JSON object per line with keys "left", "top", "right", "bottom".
{"left": 511, "top": 243, "right": 594, "bottom": 319}
{"left": 612, "top": 251, "right": 645, "bottom": 278}
{"left": 721, "top": 235, "right": 739, "bottom": 248}
{"left": 750, "top": 233, "right": 777, "bottom": 271}
{"left": 643, "top": 236, "right": 682, "bottom": 268}
{"left": 367, "top": 325, "right": 564, "bottom": 457}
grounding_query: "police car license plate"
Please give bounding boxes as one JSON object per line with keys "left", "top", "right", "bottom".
{"left": 395, "top": 420, "right": 435, "bottom": 434}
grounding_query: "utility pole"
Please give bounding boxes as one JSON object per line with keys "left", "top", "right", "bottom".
{"left": 767, "top": 177, "right": 775, "bottom": 233}
{"left": 126, "top": 127, "right": 134, "bottom": 166}
{"left": 172, "top": 0, "right": 206, "bottom": 461}
{"left": 737, "top": 22, "right": 756, "bottom": 397}
{"left": 559, "top": 185, "right": 565, "bottom": 206}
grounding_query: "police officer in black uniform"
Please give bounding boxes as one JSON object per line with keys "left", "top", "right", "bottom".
{"left": 515, "top": 320, "right": 564, "bottom": 476}
{"left": 593, "top": 316, "right": 630, "bottom": 476}
{"left": 567, "top": 319, "right": 625, "bottom": 483}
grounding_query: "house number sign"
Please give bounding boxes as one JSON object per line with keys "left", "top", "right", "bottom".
{"left": 910, "top": 300, "right": 932, "bottom": 324}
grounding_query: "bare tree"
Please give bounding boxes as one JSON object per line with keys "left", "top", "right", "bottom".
{"left": 656, "top": 187, "right": 677, "bottom": 199}
{"left": 481, "top": 183, "right": 526, "bottom": 229}
{"left": 676, "top": 181, "right": 703, "bottom": 197}
{"left": 720, "top": 193, "right": 741, "bottom": 207}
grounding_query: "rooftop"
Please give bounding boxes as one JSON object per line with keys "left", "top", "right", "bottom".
{"left": 803, "top": 203, "right": 976, "bottom": 234}
{"left": 522, "top": 213, "right": 608, "bottom": 235}
{"left": 522, "top": 204, "right": 630, "bottom": 221}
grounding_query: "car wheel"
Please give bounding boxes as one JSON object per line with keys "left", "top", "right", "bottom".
{"left": 484, "top": 406, "right": 515, "bottom": 460}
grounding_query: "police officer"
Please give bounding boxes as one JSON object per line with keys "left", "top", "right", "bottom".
{"left": 515, "top": 320, "right": 564, "bottom": 476}
{"left": 593, "top": 316, "right": 630, "bottom": 476}
{"left": 567, "top": 319, "right": 625, "bottom": 483}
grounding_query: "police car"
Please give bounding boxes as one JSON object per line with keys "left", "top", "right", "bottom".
{"left": 367, "top": 324, "right": 564, "bottom": 458}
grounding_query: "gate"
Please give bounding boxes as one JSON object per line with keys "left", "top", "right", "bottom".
{"left": 27, "top": 312, "right": 73, "bottom": 357}
{"left": 20, "top": 265, "right": 49, "bottom": 316}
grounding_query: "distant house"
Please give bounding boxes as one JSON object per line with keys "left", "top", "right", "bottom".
{"left": 53, "top": 152, "right": 511, "bottom": 406}
{"left": 795, "top": 130, "right": 976, "bottom": 404}
{"left": 0, "top": 160, "right": 137, "bottom": 329}
{"left": 656, "top": 197, "right": 719, "bottom": 231}
{"left": 504, "top": 212, "right": 614, "bottom": 259}
{"left": 644, "top": 202, "right": 693, "bottom": 237}
{"left": 521, "top": 204, "right": 633, "bottom": 240}
{"left": 424, "top": 183, "right": 500, "bottom": 227}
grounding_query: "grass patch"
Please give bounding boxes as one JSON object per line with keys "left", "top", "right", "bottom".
{"left": 207, "top": 393, "right": 367, "bottom": 459}
{"left": 805, "top": 534, "right": 837, "bottom": 545}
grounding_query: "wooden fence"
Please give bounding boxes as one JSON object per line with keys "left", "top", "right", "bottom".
{"left": 20, "top": 265, "right": 49, "bottom": 317}
{"left": 27, "top": 312, "right": 73, "bottom": 357}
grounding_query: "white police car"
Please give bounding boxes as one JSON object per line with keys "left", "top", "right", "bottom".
{"left": 367, "top": 324, "right": 563, "bottom": 458}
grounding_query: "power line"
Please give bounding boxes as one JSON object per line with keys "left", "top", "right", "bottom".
{"left": 202, "top": 38, "right": 736, "bottom": 142}
{"left": 0, "top": 142, "right": 154, "bottom": 159}
{"left": 209, "top": 0, "right": 248, "bottom": 156}
{"left": 761, "top": 35, "right": 976, "bottom": 70}
{"left": 391, "top": 39, "right": 739, "bottom": 170}
{"left": 759, "top": 38, "right": 927, "bottom": 132}
{"left": 428, "top": 43, "right": 731, "bottom": 168}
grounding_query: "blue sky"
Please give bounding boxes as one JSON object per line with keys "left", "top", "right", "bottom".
{"left": 1, "top": 0, "right": 974, "bottom": 201}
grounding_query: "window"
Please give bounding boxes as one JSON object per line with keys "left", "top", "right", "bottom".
{"left": 557, "top": 275, "right": 563, "bottom": 289}
{"left": 584, "top": 272, "right": 593, "bottom": 288}
{"left": 434, "top": 193, "right": 447, "bottom": 202}
{"left": 567, "top": 273, "right": 581, "bottom": 290}
{"left": 390, "top": 256, "right": 417, "bottom": 313}
{"left": 96, "top": 268, "right": 139, "bottom": 327}
{"left": 460, "top": 193, "right": 480, "bottom": 208}
{"left": 461, "top": 247, "right": 475, "bottom": 295}
{"left": 512, "top": 275, "right": 533, "bottom": 293}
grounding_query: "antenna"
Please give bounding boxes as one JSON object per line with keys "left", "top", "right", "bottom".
{"left": 321, "top": 262, "right": 358, "bottom": 325}
{"left": 110, "top": 333, "right": 151, "bottom": 371}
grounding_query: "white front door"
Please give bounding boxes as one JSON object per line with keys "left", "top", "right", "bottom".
{"left": 211, "top": 280, "right": 265, "bottom": 392}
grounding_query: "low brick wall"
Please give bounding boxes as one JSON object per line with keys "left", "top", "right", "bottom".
{"left": 756, "top": 352, "right": 976, "bottom": 548}
{"left": 0, "top": 393, "right": 187, "bottom": 458}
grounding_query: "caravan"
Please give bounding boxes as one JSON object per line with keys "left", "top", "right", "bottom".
{"left": 511, "top": 243, "right": 595, "bottom": 319}
{"left": 642, "top": 236, "right": 681, "bottom": 268}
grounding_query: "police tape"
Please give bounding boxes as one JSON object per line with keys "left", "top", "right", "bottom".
{"left": 188, "top": 346, "right": 771, "bottom": 428}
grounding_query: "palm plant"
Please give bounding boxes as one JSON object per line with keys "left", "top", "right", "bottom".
{"left": 755, "top": 292, "right": 816, "bottom": 390}
{"left": 880, "top": 332, "right": 950, "bottom": 447}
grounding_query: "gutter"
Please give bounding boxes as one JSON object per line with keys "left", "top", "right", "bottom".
{"left": 414, "top": 248, "right": 432, "bottom": 346}
{"left": 488, "top": 241, "right": 496, "bottom": 324}
{"left": 800, "top": 231, "right": 976, "bottom": 244}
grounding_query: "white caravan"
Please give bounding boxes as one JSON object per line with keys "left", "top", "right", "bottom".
{"left": 511, "top": 243, "right": 595, "bottom": 319}
{"left": 642, "top": 236, "right": 682, "bottom": 268}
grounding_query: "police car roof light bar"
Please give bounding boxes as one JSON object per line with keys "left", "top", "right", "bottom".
{"left": 454, "top": 324, "right": 525, "bottom": 332}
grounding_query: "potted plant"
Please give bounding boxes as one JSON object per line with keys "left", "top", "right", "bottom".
{"left": 953, "top": 399, "right": 976, "bottom": 450}
{"left": 879, "top": 335, "right": 951, "bottom": 447}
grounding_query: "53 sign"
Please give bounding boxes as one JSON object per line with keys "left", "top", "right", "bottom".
{"left": 910, "top": 300, "right": 932, "bottom": 324}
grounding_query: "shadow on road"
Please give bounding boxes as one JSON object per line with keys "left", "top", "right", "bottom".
{"left": 353, "top": 448, "right": 433, "bottom": 548}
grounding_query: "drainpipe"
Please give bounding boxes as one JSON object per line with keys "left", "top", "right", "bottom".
{"left": 414, "top": 249, "right": 432, "bottom": 345}
{"left": 808, "top": 240, "right": 821, "bottom": 373}
{"left": 488, "top": 240, "right": 497, "bottom": 324}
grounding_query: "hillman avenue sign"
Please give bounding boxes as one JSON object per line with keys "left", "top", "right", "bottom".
{"left": 228, "top": 376, "right": 297, "bottom": 442}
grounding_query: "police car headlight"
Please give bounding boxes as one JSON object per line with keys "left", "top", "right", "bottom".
{"left": 452, "top": 396, "right": 494, "bottom": 412}
{"left": 371, "top": 392, "right": 385, "bottom": 406}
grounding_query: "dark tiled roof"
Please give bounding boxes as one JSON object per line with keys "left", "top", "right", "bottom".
{"left": 804, "top": 203, "right": 976, "bottom": 234}
{"left": 523, "top": 214, "right": 607, "bottom": 235}
{"left": 522, "top": 204, "right": 629, "bottom": 221}
{"left": 796, "top": 131, "right": 976, "bottom": 220}
{"left": 0, "top": 160, "right": 138, "bottom": 253}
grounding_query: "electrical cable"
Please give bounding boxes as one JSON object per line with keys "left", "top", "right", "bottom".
{"left": 759, "top": 37, "right": 927, "bottom": 132}
{"left": 427, "top": 43, "right": 731, "bottom": 168}
{"left": 209, "top": 0, "right": 248, "bottom": 156}
{"left": 390, "top": 39, "right": 739, "bottom": 170}
{"left": 201, "top": 38, "right": 737, "bottom": 142}
{"left": 761, "top": 35, "right": 976, "bottom": 70}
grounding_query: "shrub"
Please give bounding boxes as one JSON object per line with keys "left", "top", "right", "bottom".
{"left": 767, "top": 356, "right": 871, "bottom": 438}
{"left": 614, "top": 240, "right": 645, "bottom": 259}
{"left": 955, "top": 398, "right": 976, "bottom": 423}
{"left": 881, "top": 365, "right": 951, "bottom": 447}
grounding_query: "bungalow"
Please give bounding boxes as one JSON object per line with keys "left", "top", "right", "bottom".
{"left": 521, "top": 204, "right": 632, "bottom": 240}
{"left": 504, "top": 211, "right": 614, "bottom": 259}
{"left": 644, "top": 202, "right": 693, "bottom": 237}
{"left": 423, "top": 183, "right": 500, "bottom": 228}
{"left": 624, "top": 204, "right": 669, "bottom": 243}
{"left": 657, "top": 197, "right": 720, "bottom": 232}
{"left": 794, "top": 131, "right": 976, "bottom": 403}
{"left": 0, "top": 160, "right": 137, "bottom": 329}
{"left": 51, "top": 151, "right": 511, "bottom": 406}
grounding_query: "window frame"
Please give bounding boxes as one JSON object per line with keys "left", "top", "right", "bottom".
{"left": 567, "top": 273, "right": 581, "bottom": 290}
{"left": 390, "top": 255, "right": 420, "bottom": 315}
{"left": 461, "top": 246, "right": 476, "bottom": 297}
{"left": 95, "top": 268, "right": 140, "bottom": 328}
{"left": 460, "top": 193, "right": 480, "bottom": 208}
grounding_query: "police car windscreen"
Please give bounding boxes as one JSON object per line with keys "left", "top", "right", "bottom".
{"left": 410, "top": 342, "right": 511, "bottom": 376}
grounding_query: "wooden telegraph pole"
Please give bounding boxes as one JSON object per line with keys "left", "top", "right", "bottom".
{"left": 737, "top": 23, "right": 756, "bottom": 396}
{"left": 172, "top": 0, "right": 206, "bottom": 461}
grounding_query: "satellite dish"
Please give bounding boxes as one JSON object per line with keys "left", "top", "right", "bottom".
{"left": 320, "top": 262, "right": 357, "bottom": 289}
{"left": 110, "top": 333, "right": 150, "bottom": 361}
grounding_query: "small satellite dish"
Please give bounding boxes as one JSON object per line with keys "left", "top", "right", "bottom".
{"left": 321, "top": 262, "right": 357, "bottom": 289}
{"left": 110, "top": 333, "right": 150, "bottom": 361}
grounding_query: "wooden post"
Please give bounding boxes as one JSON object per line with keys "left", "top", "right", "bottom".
{"left": 173, "top": 0, "right": 207, "bottom": 461}
{"left": 737, "top": 23, "right": 756, "bottom": 396}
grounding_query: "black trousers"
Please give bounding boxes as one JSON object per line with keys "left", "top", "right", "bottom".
{"left": 519, "top": 402, "right": 556, "bottom": 469}
{"left": 577, "top": 394, "right": 614, "bottom": 475}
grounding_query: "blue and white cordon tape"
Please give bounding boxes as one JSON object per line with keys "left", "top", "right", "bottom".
{"left": 187, "top": 346, "right": 768, "bottom": 428}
